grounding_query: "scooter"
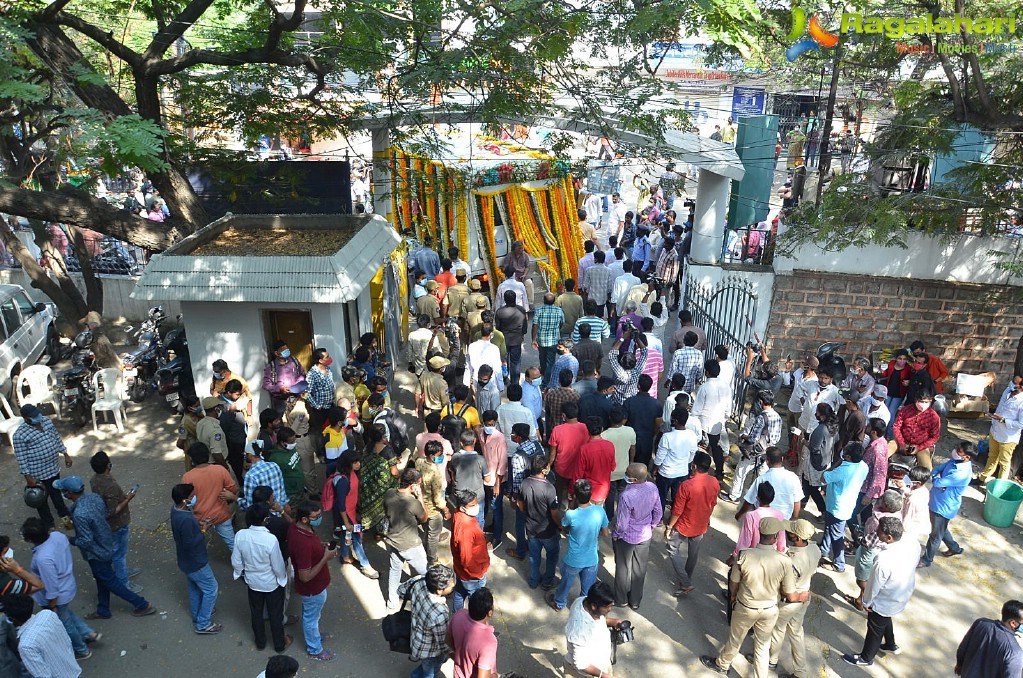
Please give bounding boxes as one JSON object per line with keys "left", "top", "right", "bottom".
{"left": 58, "top": 329, "right": 99, "bottom": 427}
{"left": 155, "top": 319, "right": 192, "bottom": 411}
{"left": 817, "top": 341, "right": 848, "bottom": 384}
{"left": 121, "top": 306, "right": 168, "bottom": 403}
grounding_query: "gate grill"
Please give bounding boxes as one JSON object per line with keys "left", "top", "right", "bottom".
{"left": 682, "top": 272, "right": 759, "bottom": 421}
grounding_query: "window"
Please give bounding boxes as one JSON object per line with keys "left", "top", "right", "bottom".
{"left": 0, "top": 298, "right": 22, "bottom": 336}
{"left": 14, "top": 293, "right": 35, "bottom": 317}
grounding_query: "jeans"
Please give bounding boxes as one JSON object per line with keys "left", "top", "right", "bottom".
{"left": 56, "top": 603, "right": 94, "bottom": 656}
{"left": 922, "top": 511, "right": 962, "bottom": 565}
{"left": 656, "top": 474, "right": 687, "bottom": 511}
{"left": 87, "top": 559, "right": 148, "bottom": 617}
{"left": 613, "top": 539, "right": 651, "bottom": 607}
{"left": 186, "top": 564, "right": 219, "bottom": 632}
{"left": 665, "top": 531, "right": 703, "bottom": 589}
{"left": 528, "top": 534, "right": 560, "bottom": 589}
{"left": 820, "top": 511, "right": 848, "bottom": 571}
{"left": 453, "top": 576, "right": 487, "bottom": 611}
{"left": 213, "top": 518, "right": 235, "bottom": 552}
{"left": 487, "top": 486, "right": 504, "bottom": 544}
{"left": 248, "top": 585, "right": 286, "bottom": 650}
{"left": 538, "top": 345, "right": 557, "bottom": 387}
{"left": 507, "top": 344, "right": 523, "bottom": 386}
{"left": 885, "top": 397, "right": 904, "bottom": 437}
{"left": 387, "top": 544, "right": 429, "bottom": 608}
{"left": 300, "top": 589, "right": 328, "bottom": 655}
{"left": 341, "top": 532, "right": 372, "bottom": 569}
{"left": 112, "top": 526, "right": 130, "bottom": 585}
{"left": 554, "top": 562, "right": 598, "bottom": 609}
{"left": 861, "top": 609, "right": 896, "bottom": 661}
{"left": 411, "top": 655, "right": 446, "bottom": 678}
{"left": 34, "top": 475, "right": 70, "bottom": 528}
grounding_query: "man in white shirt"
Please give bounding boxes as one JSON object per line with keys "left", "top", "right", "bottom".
{"left": 654, "top": 409, "right": 700, "bottom": 509}
{"left": 842, "top": 517, "right": 919, "bottom": 667}
{"left": 714, "top": 345, "right": 736, "bottom": 393}
{"left": 857, "top": 383, "right": 892, "bottom": 434}
{"left": 736, "top": 447, "right": 803, "bottom": 520}
{"left": 978, "top": 375, "right": 1023, "bottom": 483}
{"left": 608, "top": 192, "right": 628, "bottom": 240}
{"left": 692, "top": 360, "right": 732, "bottom": 480}
{"left": 232, "top": 503, "right": 291, "bottom": 653}
{"left": 495, "top": 273, "right": 530, "bottom": 313}
{"left": 5, "top": 593, "right": 80, "bottom": 678}
{"left": 463, "top": 324, "right": 504, "bottom": 392}
{"left": 798, "top": 369, "right": 841, "bottom": 436}
{"left": 582, "top": 190, "right": 602, "bottom": 230}
{"left": 497, "top": 384, "right": 538, "bottom": 444}
{"left": 611, "top": 261, "right": 641, "bottom": 317}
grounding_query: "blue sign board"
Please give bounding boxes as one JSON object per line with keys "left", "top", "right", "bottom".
{"left": 731, "top": 87, "right": 766, "bottom": 119}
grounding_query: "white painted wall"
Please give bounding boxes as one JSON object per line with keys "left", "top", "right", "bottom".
{"left": 686, "top": 263, "right": 775, "bottom": 342}
{"left": 181, "top": 300, "right": 349, "bottom": 413}
{"left": 774, "top": 232, "right": 1023, "bottom": 287}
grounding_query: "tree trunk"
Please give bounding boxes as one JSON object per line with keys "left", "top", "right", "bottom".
{"left": 1014, "top": 334, "right": 1023, "bottom": 378}
{"left": 66, "top": 226, "right": 103, "bottom": 313}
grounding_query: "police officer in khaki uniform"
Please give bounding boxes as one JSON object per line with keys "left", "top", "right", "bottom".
{"left": 196, "top": 396, "right": 231, "bottom": 472}
{"left": 461, "top": 279, "right": 491, "bottom": 318}
{"left": 444, "top": 270, "right": 471, "bottom": 321}
{"left": 770, "top": 519, "right": 822, "bottom": 678}
{"left": 175, "top": 394, "right": 202, "bottom": 471}
{"left": 286, "top": 396, "right": 317, "bottom": 496}
{"left": 701, "top": 517, "right": 809, "bottom": 678}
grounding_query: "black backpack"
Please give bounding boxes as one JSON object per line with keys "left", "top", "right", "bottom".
{"left": 374, "top": 409, "right": 410, "bottom": 454}
{"left": 441, "top": 400, "right": 471, "bottom": 449}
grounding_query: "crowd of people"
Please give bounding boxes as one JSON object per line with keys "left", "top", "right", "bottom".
{"left": 1, "top": 226, "right": 1021, "bottom": 677}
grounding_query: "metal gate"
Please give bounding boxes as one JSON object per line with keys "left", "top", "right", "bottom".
{"left": 682, "top": 271, "right": 759, "bottom": 421}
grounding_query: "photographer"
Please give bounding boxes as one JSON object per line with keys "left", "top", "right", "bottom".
{"left": 743, "top": 343, "right": 783, "bottom": 401}
{"left": 564, "top": 581, "right": 631, "bottom": 677}
{"left": 608, "top": 328, "right": 648, "bottom": 405}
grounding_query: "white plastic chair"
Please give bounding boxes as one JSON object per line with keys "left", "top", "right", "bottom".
{"left": 0, "top": 393, "right": 23, "bottom": 446}
{"left": 91, "top": 368, "right": 127, "bottom": 432}
{"left": 15, "top": 365, "right": 58, "bottom": 414}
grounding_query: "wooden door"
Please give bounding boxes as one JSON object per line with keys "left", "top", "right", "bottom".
{"left": 266, "top": 310, "right": 314, "bottom": 369}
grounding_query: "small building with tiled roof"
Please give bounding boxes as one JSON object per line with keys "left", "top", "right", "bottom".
{"left": 132, "top": 213, "right": 401, "bottom": 411}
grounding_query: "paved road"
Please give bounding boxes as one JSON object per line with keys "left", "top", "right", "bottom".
{"left": 1, "top": 339, "right": 1018, "bottom": 677}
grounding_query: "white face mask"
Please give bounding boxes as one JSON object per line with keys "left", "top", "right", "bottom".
{"left": 285, "top": 442, "right": 297, "bottom": 450}
{"left": 483, "top": 426, "right": 497, "bottom": 435}
{"left": 463, "top": 504, "right": 481, "bottom": 517}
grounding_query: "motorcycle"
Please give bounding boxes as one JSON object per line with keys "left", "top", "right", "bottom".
{"left": 155, "top": 318, "right": 192, "bottom": 411}
{"left": 816, "top": 341, "right": 848, "bottom": 384}
{"left": 58, "top": 329, "right": 99, "bottom": 427}
{"left": 121, "top": 306, "right": 169, "bottom": 403}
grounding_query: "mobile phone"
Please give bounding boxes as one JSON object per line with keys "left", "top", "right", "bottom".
{"left": 327, "top": 540, "right": 339, "bottom": 550}
{"left": 128, "top": 484, "right": 140, "bottom": 494}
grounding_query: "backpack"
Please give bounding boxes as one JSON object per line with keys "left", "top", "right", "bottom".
{"left": 374, "top": 408, "right": 410, "bottom": 454}
{"left": 440, "top": 400, "right": 471, "bottom": 449}
{"left": 321, "top": 472, "right": 341, "bottom": 512}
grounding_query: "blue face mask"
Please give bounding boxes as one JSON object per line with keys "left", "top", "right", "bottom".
{"left": 531, "top": 378, "right": 543, "bottom": 386}
{"left": 280, "top": 349, "right": 291, "bottom": 359}
{"left": 186, "top": 495, "right": 197, "bottom": 509}
{"left": 213, "top": 372, "right": 223, "bottom": 380}
{"left": 433, "top": 455, "right": 445, "bottom": 465}
{"left": 309, "top": 515, "right": 323, "bottom": 527}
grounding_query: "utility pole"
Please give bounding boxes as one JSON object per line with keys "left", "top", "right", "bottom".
{"left": 815, "top": 42, "right": 843, "bottom": 206}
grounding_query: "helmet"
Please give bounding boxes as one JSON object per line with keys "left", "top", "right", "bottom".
{"left": 73, "top": 329, "right": 93, "bottom": 349}
{"left": 148, "top": 306, "right": 166, "bottom": 322}
{"left": 23, "top": 486, "right": 47, "bottom": 508}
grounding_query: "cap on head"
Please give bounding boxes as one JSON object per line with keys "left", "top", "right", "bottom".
{"left": 426, "top": 280, "right": 439, "bottom": 291}
{"left": 783, "top": 519, "right": 815, "bottom": 541}
{"left": 53, "top": 476, "right": 85, "bottom": 493}
{"left": 872, "top": 384, "right": 888, "bottom": 399}
{"left": 475, "top": 297, "right": 488, "bottom": 308}
{"left": 19, "top": 404, "right": 46, "bottom": 424}
{"left": 469, "top": 279, "right": 481, "bottom": 291}
{"left": 428, "top": 356, "right": 450, "bottom": 369}
{"left": 201, "top": 396, "right": 222, "bottom": 410}
{"left": 759, "top": 516, "right": 784, "bottom": 536}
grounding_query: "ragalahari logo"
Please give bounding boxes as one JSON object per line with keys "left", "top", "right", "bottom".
{"left": 785, "top": 6, "right": 840, "bottom": 61}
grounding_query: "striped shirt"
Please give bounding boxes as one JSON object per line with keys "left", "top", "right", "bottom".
{"left": 641, "top": 347, "right": 663, "bottom": 385}
{"left": 13, "top": 420, "right": 66, "bottom": 480}
{"left": 608, "top": 348, "right": 648, "bottom": 404}
{"left": 571, "top": 316, "right": 611, "bottom": 343}
{"left": 17, "top": 609, "right": 81, "bottom": 678}
{"left": 654, "top": 247, "right": 681, "bottom": 284}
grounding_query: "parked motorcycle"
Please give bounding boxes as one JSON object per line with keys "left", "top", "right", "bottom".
{"left": 59, "top": 329, "right": 99, "bottom": 427}
{"left": 816, "top": 341, "right": 848, "bottom": 384}
{"left": 155, "top": 319, "right": 192, "bottom": 411}
{"left": 121, "top": 306, "right": 169, "bottom": 403}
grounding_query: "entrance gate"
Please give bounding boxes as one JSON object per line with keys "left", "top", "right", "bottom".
{"left": 682, "top": 272, "right": 759, "bottom": 421}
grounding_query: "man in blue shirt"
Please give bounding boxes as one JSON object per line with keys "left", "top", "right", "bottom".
{"left": 56, "top": 476, "right": 155, "bottom": 619}
{"left": 631, "top": 226, "right": 653, "bottom": 277}
{"left": 546, "top": 479, "right": 609, "bottom": 611}
{"left": 170, "top": 483, "right": 221, "bottom": 634}
{"left": 819, "top": 444, "right": 868, "bottom": 573}
{"left": 956, "top": 600, "right": 1023, "bottom": 678}
{"left": 920, "top": 443, "right": 976, "bottom": 567}
{"left": 521, "top": 367, "right": 544, "bottom": 427}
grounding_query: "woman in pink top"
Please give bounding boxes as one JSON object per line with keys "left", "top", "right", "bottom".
{"left": 728, "top": 481, "right": 786, "bottom": 564}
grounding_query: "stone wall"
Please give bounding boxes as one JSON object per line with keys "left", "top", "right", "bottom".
{"left": 767, "top": 270, "right": 1023, "bottom": 382}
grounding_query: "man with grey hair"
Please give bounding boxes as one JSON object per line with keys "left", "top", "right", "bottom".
{"left": 842, "top": 358, "right": 876, "bottom": 398}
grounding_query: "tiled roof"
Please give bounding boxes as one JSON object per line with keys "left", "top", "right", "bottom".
{"left": 130, "top": 214, "right": 400, "bottom": 303}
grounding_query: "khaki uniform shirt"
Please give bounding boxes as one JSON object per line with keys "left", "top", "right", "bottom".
{"left": 416, "top": 294, "right": 441, "bottom": 321}
{"left": 287, "top": 398, "right": 311, "bottom": 436}
{"left": 211, "top": 372, "right": 251, "bottom": 397}
{"left": 444, "top": 283, "right": 471, "bottom": 320}
{"left": 196, "top": 416, "right": 229, "bottom": 461}
{"left": 417, "top": 371, "right": 450, "bottom": 412}
{"left": 177, "top": 413, "right": 199, "bottom": 447}
{"left": 787, "top": 543, "right": 821, "bottom": 594}
{"left": 466, "top": 310, "right": 486, "bottom": 337}
{"left": 730, "top": 544, "right": 796, "bottom": 607}
{"left": 461, "top": 293, "right": 491, "bottom": 318}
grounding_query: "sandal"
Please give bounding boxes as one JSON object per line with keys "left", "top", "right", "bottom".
{"left": 505, "top": 548, "right": 525, "bottom": 561}
{"left": 842, "top": 593, "right": 865, "bottom": 611}
{"left": 309, "top": 649, "right": 335, "bottom": 662}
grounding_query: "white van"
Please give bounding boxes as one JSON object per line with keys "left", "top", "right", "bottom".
{"left": 0, "top": 285, "right": 58, "bottom": 396}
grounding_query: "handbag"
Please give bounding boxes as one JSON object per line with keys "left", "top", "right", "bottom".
{"left": 381, "top": 575, "right": 422, "bottom": 653}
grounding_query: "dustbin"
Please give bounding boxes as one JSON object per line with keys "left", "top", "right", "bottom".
{"left": 984, "top": 479, "right": 1023, "bottom": 528}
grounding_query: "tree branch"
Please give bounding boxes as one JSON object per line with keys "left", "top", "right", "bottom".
{"left": 52, "top": 11, "right": 142, "bottom": 69}
{"left": 37, "top": 0, "right": 75, "bottom": 20}
{"left": 148, "top": 46, "right": 327, "bottom": 96}
{"left": 143, "top": 0, "right": 217, "bottom": 61}
{"left": 0, "top": 184, "right": 184, "bottom": 250}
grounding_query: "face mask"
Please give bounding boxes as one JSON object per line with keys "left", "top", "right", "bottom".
{"left": 186, "top": 495, "right": 197, "bottom": 509}
{"left": 531, "top": 378, "right": 543, "bottom": 386}
{"left": 895, "top": 359, "right": 907, "bottom": 367}
{"left": 483, "top": 426, "right": 497, "bottom": 435}
{"left": 463, "top": 504, "right": 481, "bottom": 517}
{"left": 280, "top": 349, "right": 291, "bottom": 359}
{"left": 478, "top": 379, "right": 490, "bottom": 387}
{"left": 433, "top": 455, "right": 445, "bottom": 464}
{"left": 872, "top": 398, "right": 883, "bottom": 406}
{"left": 213, "top": 372, "right": 223, "bottom": 380}
{"left": 2, "top": 548, "right": 12, "bottom": 559}
{"left": 309, "top": 515, "right": 323, "bottom": 527}
{"left": 624, "top": 477, "right": 637, "bottom": 484}
{"left": 323, "top": 357, "right": 333, "bottom": 366}
{"left": 916, "top": 402, "right": 931, "bottom": 411}
{"left": 285, "top": 442, "right": 297, "bottom": 450}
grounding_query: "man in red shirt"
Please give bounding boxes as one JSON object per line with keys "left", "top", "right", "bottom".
{"left": 889, "top": 389, "right": 941, "bottom": 470}
{"left": 447, "top": 587, "right": 499, "bottom": 678}
{"left": 546, "top": 402, "right": 589, "bottom": 504}
{"left": 663, "top": 452, "right": 719, "bottom": 596}
{"left": 287, "top": 501, "right": 338, "bottom": 662}
{"left": 576, "top": 417, "right": 618, "bottom": 504}
{"left": 433, "top": 259, "right": 457, "bottom": 303}
{"left": 450, "top": 490, "right": 490, "bottom": 612}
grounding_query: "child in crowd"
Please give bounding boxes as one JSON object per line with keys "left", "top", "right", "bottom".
{"left": 847, "top": 489, "right": 904, "bottom": 611}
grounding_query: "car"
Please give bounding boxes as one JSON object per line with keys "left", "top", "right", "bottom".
{"left": 0, "top": 285, "right": 59, "bottom": 398}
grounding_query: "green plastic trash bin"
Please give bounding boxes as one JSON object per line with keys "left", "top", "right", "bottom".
{"left": 984, "top": 479, "right": 1023, "bottom": 528}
